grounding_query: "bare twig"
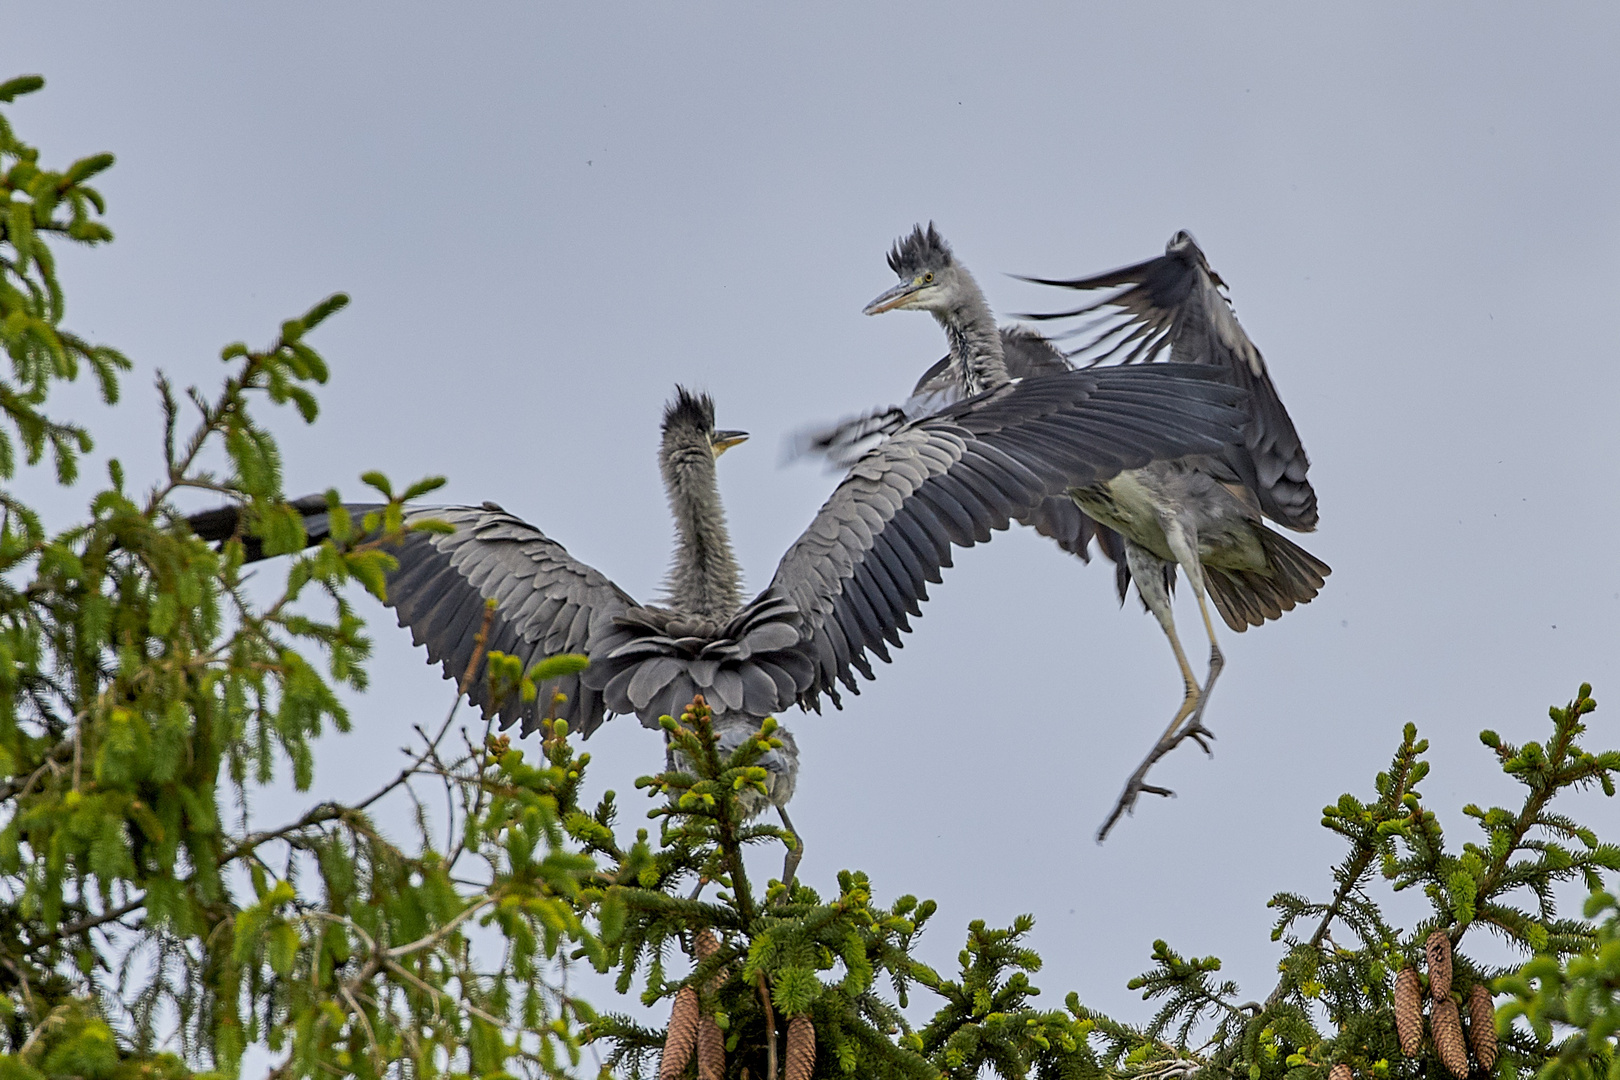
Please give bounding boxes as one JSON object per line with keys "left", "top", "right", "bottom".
{"left": 224, "top": 803, "right": 349, "bottom": 863}
{"left": 25, "top": 895, "right": 147, "bottom": 955}
{"left": 0, "top": 956, "right": 37, "bottom": 1020}
{"left": 224, "top": 658, "right": 500, "bottom": 865}
{"left": 0, "top": 737, "right": 72, "bottom": 802}
{"left": 444, "top": 602, "right": 499, "bottom": 870}
{"left": 756, "top": 970, "right": 779, "bottom": 1080}
{"left": 17, "top": 1002, "right": 72, "bottom": 1059}
{"left": 339, "top": 983, "right": 381, "bottom": 1060}
{"left": 384, "top": 958, "right": 507, "bottom": 1029}
{"left": 457, "top": 602, "right": 497, "bottom": 698}
{"left": 385, "top": 894, "right": 496, "bottom": 960}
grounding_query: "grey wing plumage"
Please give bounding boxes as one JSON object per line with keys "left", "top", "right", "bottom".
{"left": 790, "top": 381, "right": 960, "bottom": 472}
{"left": 888, "top": 326, "right": 1126, "bottom": 566}
{"left": 1017, "top": 236, "right": 1318, "bottom": 531}
{"left": 579, "top": 592, "right": 816, "bottom": 732}
{"left": 766, "top": 363, "right": 1246, "bottom": 708}
{"left": 186, "top": 499, "right": 638, "bottom": 736}
{"left": 1017, "top": 493, "right": 1124, "bottom": 565}
{"left": 803, "top": 326, "right": 1078, "bottom": 474}
{"left": 909, "top": 353, "right": 956, "bottom": 397}
{"left": 995, "top": 325, "right": 1126, "bottom": 562}
{"left": 366, "top": 503, "right": 637, "bottom": 737}
{"left": 998, "top": 325, "right": 1072, "bottom": 380}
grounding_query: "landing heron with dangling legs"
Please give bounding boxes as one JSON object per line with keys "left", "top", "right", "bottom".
{"left": 807, "top": 225, "right": 1327, "bottom": 839}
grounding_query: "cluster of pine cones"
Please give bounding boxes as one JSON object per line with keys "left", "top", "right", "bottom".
{"left": 659, "top": 929, "right": 816, "bottom": 1080}
{"left": 1383, "top": 930, "right": 1497, "bottom": 1078}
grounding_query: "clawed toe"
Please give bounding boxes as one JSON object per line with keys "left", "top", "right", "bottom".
{"left": 1177, "top": 721, "right": 1216, "bottom": 755}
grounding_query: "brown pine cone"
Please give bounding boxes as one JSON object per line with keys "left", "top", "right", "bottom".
{"left": 693, "top": 929, "right": 726, "bottom": 993}
{"left": 1425, "top": 930, "right": 1454, "bottom": 1000}
{"left": 786, "top": 1014, "right": 817, "bottom": 1080}
{"left": 1467, "top": 984, "right": 1498, "bottom": 1071}
{"left": 696, "top": 1014, "right": 725, "bottom": 1080}
{"left": 1431, "top": 998, "right": 1469, "bottom": 1078}
{"left": 1394, "top": 967, "right": 1424, "bottom": 1057}
{"left": 1328, "top": 1064, "right": 1352, "bottom": 1080}
{"left": 659, "top": 987, "right": 700, "bottom": 1080}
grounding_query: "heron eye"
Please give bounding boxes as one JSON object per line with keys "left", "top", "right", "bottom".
{"left": 923, "top": 272, "right": 934, "bottom": 284}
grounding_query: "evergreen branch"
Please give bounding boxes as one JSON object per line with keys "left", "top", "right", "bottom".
{"left": 0, "top": 735, "right": 72, "bottom": 802}
{"left": 1264, "top": 728, "right": 1422, "bottom": 1007}
{"left": 23, "top": 894, "right": 147, "bottom": 954}
{"left": 613, "top": 889, "right": 743, "bottom": 929}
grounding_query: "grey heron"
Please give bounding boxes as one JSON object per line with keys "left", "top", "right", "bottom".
{"left": 192, "top": 373, "right": 1248, "bottom": 867}
{"left": 801, "top": 246, "right": 1125, "bottom": 571}
{"left": 842, "top": 224, "right": 1329, "bottom": 839}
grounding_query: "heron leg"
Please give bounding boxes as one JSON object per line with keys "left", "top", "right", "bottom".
{"left": 777, "top": 805, "right": 802, "bottom": 894}
{"left": 1097, "top": 533, "right": 1223, "bottom": 843}
{"left": 1127, "top": 542, "right": 1202, "bottom": 744}
{"left": 1165, "top": 525, "right": 1222, "bottom": 753}
{"left": 1098, "top": 544, "right": 1200, "bottom": 841}
{"left": 1179, "top": 580, "right": 1226, "bottom": 749}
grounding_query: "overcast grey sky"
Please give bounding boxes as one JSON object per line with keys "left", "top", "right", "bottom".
{"left": 7, "top": 1, "right": 1620, "bottom": 1050}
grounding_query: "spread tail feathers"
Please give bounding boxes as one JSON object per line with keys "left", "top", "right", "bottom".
{"left": 1206, "top": 527, "right": 1330, "bottom": 632}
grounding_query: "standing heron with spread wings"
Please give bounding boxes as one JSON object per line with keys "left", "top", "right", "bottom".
{"left": 827, "top": 225, "right": 1328, "bottom": 839}
{"left": 192, "top": 373, "right": 1246, "bottom": 879}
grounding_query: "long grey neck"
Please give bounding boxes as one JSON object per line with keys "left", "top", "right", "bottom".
{"left": 660, "top": 440, "right": 742, "bottom": 619}
{"left": 933, "top": 270, "right": 1008, "bottom": 394}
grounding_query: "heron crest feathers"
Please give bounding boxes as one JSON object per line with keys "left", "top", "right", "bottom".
{"left": 886, "top": 222, "right": 954, "bottom": 277}
{"left": 663, "top": 385, "right": 717, "bottom": 440}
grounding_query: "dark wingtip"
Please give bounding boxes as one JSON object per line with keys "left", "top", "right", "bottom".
{"left": 1008, "top": 272, "right": 1076, "bottom": 287}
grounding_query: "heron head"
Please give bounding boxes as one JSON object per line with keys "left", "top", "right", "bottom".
{"left": 862, "top": 222, "right": 965, "bottom": 316}
{"left": 663, "top": 387, "right": 748, "bottom": 460}
{"left": 1165, "top": 230, "right": 1223, "bottom": 287}
{"left": 1165, "top": 229, "right": 1201, "bottom": 255}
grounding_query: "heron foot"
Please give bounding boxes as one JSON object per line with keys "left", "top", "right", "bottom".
{"left": 1096, "top": 752, "right": 1179, "bottom": 843}
{"left": 1180, "top": 649, "right": 1224, "bottom": 754}
{"left": 1096, "top": 706, "right": 1218, "bottom": 843}
{"left": 1177, "top": 718, "right": 1217, "bottom": 755}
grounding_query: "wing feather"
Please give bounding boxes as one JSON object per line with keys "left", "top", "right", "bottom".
{"left": 1017, "top": 233, "right": 1318, "bottom": 530}
{"left": 766, "top": 363, "right": 1246, "bottom": 708}
{"left": 371, "top": 504, "right": 637, "bottom": 737}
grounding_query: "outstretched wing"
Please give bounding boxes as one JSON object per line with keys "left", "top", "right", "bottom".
{"left": 766, "top": 363, "right": 1246, "bottom": 708}
{"left": 1016, "top": 234, "right": 1317, "bottom": 531}
{"left": 192, "top": 499, "right": 638, "bottom": 737}
{"left": 1016, "top": 490, "right": 1124, "bottom": 566}
{"left": 801, "top": 325, "right": 1086, "bottom": 472}
{"left": 807, "top": 325, "right": 1123, "bottom": 567}
{"left": 993, "top": 325, "right": 1126, "bottom": 564}
{"left": 371, "top": 504, "right": 638, "bottom": 736}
